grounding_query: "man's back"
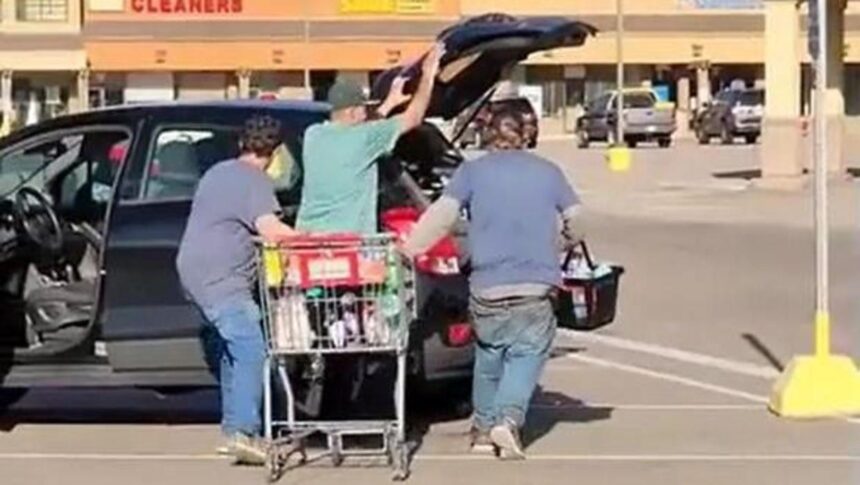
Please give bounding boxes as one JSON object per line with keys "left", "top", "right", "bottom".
{"left": 297, "top": 118, "right": 400, "bottom": 235}
{"left": 447, "top": 151, "right": 578, "bottom": 291}
{"left": 176, "top": 160, "right": 278, "bottom": 307}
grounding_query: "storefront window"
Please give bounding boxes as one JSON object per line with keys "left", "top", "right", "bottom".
{"left": 16, "top": 0, "right": 68, "bottom": 22}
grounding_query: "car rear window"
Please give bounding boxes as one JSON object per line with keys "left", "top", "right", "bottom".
{"left": 623, "top": 93, "right": 656, "bottom": 109}
{"left": 739, "top": 91, "right": 764, "bottom": 106}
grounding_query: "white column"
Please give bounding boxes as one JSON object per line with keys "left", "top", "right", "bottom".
{"left": 237, "top": 69, "right": 252, "bottom": 99}
{"left": 74, "top": 70, "right": 90, "bottom": 114}
{"left": 1, "top": 71, "right": 13, "bottom": 137}
{"left": 760, "top": 0, "right": 804, "bottom": 183}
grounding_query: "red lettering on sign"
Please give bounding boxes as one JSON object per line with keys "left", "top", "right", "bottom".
{"left": 129, "top": 0, "right": 242, "bottom": 14}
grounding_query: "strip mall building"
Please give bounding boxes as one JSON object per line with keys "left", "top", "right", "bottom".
{"left": 0, "top": 0, "right": 858, "bottom": 175}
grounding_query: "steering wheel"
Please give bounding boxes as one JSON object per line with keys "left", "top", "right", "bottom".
{"left": 14, "top": 187, "right": 64, "bottom": 253}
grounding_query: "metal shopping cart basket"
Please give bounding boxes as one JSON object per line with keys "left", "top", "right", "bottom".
{"left": 257, "top": 233, "right": 415, "bottom": 482}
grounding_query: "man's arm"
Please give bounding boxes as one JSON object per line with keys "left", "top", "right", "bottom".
{"left": 395, "top": 43, "right": 444, "bottom": 134}
{"left": 402, "top": 197, "right": 461, "bottom": 258}
{"left": 559, "top": 205, "right": 585, "bottom": 250}
{"left": 255, "top": 214, "right": 300, "bottom": 244}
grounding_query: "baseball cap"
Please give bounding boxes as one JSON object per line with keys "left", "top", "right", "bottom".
{"left": 327, "top": 79, "right": 368, "bottom": 111}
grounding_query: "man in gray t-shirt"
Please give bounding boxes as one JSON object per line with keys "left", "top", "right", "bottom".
{"left": 176, "top": 115, "right": 297, "bottom": 465}
{"left": 404, "top": 108, "right": 581, "bottom": 460}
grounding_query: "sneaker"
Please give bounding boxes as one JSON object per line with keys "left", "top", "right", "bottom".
{"left": 469, "top": 427, "right": 494, "bottom": 454}
{"left": 490, "top": 419, "right": 526, "bottom": 460}
{"left": 228, "top": 434, "right": 268, "bottom": 466}
{"left": 215, "top": 434, "right": 232, "bottom": 456}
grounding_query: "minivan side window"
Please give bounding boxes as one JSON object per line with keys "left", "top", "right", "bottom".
{"left": 0, "top": 129, "right": 130, "bottom": 210}
{"left": 140, "top": 127, "right": 240, "bottom": 201}
{"left": 139, "top": 125, "right": 304, "bottom": 203}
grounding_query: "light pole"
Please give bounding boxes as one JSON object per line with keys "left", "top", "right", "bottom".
{"left": 615, "top": 0, "right": 625, "bottom": 146}
{"left": 768, "top": 0, "right": 860, "bottom": 419}
{"left": 606, "top": 0, "right": 631, "bottom": 172}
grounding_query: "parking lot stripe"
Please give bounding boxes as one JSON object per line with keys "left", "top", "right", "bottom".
{"left": 530, "top": 403, "right": 761, "bottom": 411}
{"left": 0, "top": 453, "right": 225, "bottom": 461}
{"left": 415, "top": 454, "right": 860, "bottom": 462}
{"left": 562, "top": 354, "right": 768, "bottom": 404}
{"left": 560, "top": 330, "right": 779, "bottom": 380}
{"left": 0, "top": 452, "right": 857, "bottom": 463}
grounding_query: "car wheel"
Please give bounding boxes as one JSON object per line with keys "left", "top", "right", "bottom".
{"left": 576, "top": 131, "right": 590, "bottom": 149}
{"left": 628, "top": 139, "right": 638, "bottom": 149}
{"left": 745, "top": 134, "right": 759, "bottom": 145}
{"left": 720, "top": 124, "right": 734, "bottom": 145}
{"left": 696, "top": 127, "right": 710, "bottom": 145}
{"left": 658, "top": 138, "right": 672, "bottom": 148}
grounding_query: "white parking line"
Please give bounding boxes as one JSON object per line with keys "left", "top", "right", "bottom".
{"left": 530, "top": 403, "right": 761, "bottom": 411}
{"left": 561, "top": 354, "right": 769, "bottom": 404}
{"left": 0, "top": 452, "right": 857, "bottom": 463}
{"left": 559, "top": 330, "right": 780, "bottom": 380}
{"left": 0, "top": 453, "right": 224, "bottom": 461}
{"left": 416, "top": 453, "right": 860, "bottom": 462}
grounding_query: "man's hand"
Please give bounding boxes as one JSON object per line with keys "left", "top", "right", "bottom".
{"left": 397, "top": 42, "right": 446, "bottom": 133}
{"left": 378, "top": 76, "right": 413, "bottom": 117}
{"left": 255, "top": 214, "right": 301, "bottom": 244}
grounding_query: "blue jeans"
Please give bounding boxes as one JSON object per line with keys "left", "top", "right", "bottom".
{"left": 470, "top": 296, "right": 556, "bottom": 430}
{"left": 201, "top": 298, "right": 266, "bottom": 437}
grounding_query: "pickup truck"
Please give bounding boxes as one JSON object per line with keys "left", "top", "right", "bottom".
{"left": 576, "top": 89, "right": 676, "bottom": 148}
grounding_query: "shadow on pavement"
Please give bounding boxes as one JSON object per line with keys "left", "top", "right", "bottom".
{"left": 0, "top": 387, "right": 220, "bottom": 432}
{"left": 713, "top": 169, "right": 762, "bottom": 180}
{"left": 742, "top": 333, "right": 785, "bottom": 371}
{"left": 524, "top": 386, "right": 613, "bottom": 449}
{"left": 549, "top": 346, "right": 585, "bottom": 359}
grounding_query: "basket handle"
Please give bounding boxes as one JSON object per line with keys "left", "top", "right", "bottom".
{"left": 562, "top": 240, "right": 597, "bottom": 272}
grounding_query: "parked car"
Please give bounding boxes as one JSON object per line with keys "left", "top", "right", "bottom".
{"left": 451, "top": 97, "right": 539, "bottom": 150}
{"left": 576, "top": 89, "right": 676, "bottom": 148}
{"left": 0, "top": 15, "right": 596, "bottom": 394}
{"left": 694, "top": 88, "right": 764, "bottom": 145}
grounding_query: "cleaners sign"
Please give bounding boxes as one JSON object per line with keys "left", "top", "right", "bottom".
{"left": 130, "top": 0, "right": 244, "bottom": 14}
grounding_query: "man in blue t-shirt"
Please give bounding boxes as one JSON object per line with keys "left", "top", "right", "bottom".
{"left": 177, "top": 115, "right": 298, "bottom": 465}
{"left": 404, "top": 108, "right": 582, "bottom": 460}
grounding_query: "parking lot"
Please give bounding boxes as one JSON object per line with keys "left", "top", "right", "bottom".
{"left": 2, "top": 140, "right": 860, "bottom": 485}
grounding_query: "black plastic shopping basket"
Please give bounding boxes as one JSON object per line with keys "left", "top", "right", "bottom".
{"left": 555, "top": 241, "right": 625, "bottom": 331}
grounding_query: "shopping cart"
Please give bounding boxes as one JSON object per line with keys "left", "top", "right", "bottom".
{"left": 256, "top": 233, "right": 415, "bottom": 482}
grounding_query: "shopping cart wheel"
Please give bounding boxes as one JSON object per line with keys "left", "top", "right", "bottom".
{"left": 391, "top": 442, "right": 410, "bottom": 482}
{"left": 330, "top": 434, "right": 344, "bottom": 467}
{"left": 265, "top": 447, "right": 284, "bottom": 483}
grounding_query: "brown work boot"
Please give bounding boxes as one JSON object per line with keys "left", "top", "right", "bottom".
{"left": 490, "top": 418, "right": 526, "bottom": 460}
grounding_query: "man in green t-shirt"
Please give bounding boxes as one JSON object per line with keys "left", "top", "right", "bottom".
{"left": 297, "top": 44, "right": 443, "bottom": 234}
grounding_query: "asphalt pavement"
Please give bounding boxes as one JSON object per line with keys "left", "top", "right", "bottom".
{"left": 3, "top": 140, "right": 860, "bottom": 484}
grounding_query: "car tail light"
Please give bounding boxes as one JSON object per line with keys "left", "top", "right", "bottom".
{"left": 446, "top": 322, "right": 473, "bottom": 347}
{"left": 381, "top": 207, "right": 461, "bottom": 276}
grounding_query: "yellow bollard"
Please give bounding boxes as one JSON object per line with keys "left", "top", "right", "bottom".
{"left": 769, "top": 311, "right": 860, "bottom": 418}
{"left": 606, "top": 145, "right": 631, "bottom": 173}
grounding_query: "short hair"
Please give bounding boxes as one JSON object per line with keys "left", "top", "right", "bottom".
{"left": 482, "top": 104, "right": 527, "bottom": 150}
{"left": 240, "top": 115, "right": 282, "bottom": 158}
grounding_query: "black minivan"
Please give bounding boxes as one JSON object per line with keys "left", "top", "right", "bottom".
{"left": 0, "top": 14, "right": 595, "bottom": 392}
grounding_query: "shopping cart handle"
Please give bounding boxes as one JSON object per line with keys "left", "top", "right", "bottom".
{"left": 266, "top": 232, "right": 364, "bottom": 248}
